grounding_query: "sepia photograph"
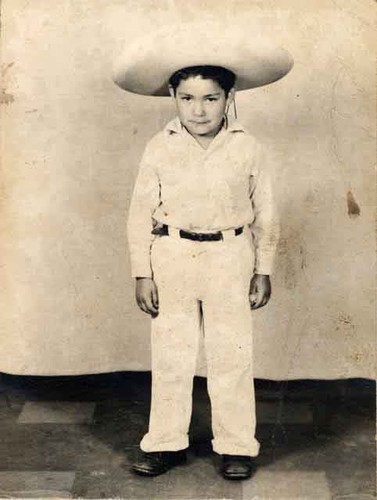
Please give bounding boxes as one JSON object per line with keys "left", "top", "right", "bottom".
{"left": 0, "top": 0, "right": 375, "bottom": 498}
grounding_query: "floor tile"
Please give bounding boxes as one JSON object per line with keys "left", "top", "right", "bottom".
{"left": 242, "top": 470, "right": 331, "bottom": 499}
{"left": 0, "top": 422, "right": 89, "bottom": 468}
{"left": 0, "top": 471, "right": 75, "bottom": 499}
{"left": 257, "top": 401, "right": 312, "bottom": 424}
{"left": 17, "top": 401, "right": 96, "bottom": 424}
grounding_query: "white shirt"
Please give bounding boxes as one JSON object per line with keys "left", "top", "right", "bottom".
{"left": 127, "top": 117, "right": 279, "bottom": 278}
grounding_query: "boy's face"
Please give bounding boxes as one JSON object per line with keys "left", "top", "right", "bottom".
{"left": 169, "top": 76, "right": 234, "bottom": 138}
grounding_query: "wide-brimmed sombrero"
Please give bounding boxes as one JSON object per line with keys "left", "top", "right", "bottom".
{"left": 112, "top": 21, "right": 294, "bottom": 96}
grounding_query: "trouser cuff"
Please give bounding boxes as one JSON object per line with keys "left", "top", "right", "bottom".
{"left": 211, "top": 438, "right": 260, "bottom": 457}
{"left": 140, "top": 434, "right": 189, "bottom": 452}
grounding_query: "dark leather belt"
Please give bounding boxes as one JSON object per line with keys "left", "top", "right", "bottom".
{"left": 152, "top": 224, "right": 243, "bottom": 241}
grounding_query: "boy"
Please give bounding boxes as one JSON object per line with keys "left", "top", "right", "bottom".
{"left": 113, "top": 25, "right": 293, "bottom": 480}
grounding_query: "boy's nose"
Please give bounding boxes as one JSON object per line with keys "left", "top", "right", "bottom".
{"left": 193, "top": 101, "right": 205, "bottom": 116}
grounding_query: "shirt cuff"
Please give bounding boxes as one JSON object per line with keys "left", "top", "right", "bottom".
{"left": 253, "top": 253, "right": 275, "bottom": 275}
{"left": 130, "top": 258, "right": 153, "bottom": 279}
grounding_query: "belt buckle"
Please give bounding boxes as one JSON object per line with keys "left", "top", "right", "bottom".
{"left": 151, "top": 224, "right": 168, "bottom": 236}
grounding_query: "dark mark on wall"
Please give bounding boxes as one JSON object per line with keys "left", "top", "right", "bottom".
{"left": 299, "top": 245, "right": 306, "bottom": 270}
{"left": 338, "top": 313, "right": 353, "bottom": 326}
{"left": 1, "top": 62, "right": 14, "bottom": 77}
{"left": 1, "top": 63, "right": 15, "bottom": 104}
{"left": 0, "top": 90, "right": 14, "bottom": 105}
{"left": 346, "top": 190, "right": 360, "bottom": 218}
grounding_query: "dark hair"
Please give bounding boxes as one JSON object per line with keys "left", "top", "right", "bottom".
{"left": 169, "top": 65, "right": 236, "bottom": 97}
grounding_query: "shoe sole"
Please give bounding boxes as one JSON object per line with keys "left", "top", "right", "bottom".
{"left": 222, "top": 472, "right": 252, "bottom": 480}
{"left": 132, "top": 466, "right": 168, "bottom": 477}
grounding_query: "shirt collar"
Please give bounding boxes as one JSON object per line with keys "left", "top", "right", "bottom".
{"left": 164, "top": 116, "right": 246, "bottom": 135}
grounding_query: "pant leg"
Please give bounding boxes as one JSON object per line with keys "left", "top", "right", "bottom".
{"left": 201, "top": 234, "right": 260, "bottom": 456}
{"left": 140, "top": 236, "right": 201, "bottom": 452}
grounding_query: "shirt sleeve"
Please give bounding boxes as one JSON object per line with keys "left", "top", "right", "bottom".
{"left": 249, "top": 141, "right": 279, "bottom": 275}
{"left": 127, "top": 141, "right": 160, "bottom": 278}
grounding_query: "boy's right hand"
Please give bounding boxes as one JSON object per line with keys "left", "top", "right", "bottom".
{"left": 135, "top": 277, "right": 159, "bottom": 316}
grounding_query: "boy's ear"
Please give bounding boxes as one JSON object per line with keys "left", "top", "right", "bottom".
{"left": 168, "top": 85, "right": 175, "bottom": 99}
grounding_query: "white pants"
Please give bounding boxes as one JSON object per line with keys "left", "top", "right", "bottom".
{"left": 140, "top": 230, "right": 260, "bottom": 457}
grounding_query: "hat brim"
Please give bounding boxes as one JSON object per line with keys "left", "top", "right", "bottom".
{"left": 113, "top": 23, "right": 294, "bottom": 96}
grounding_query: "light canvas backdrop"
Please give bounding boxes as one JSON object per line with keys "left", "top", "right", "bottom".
{"left": 0, "top": 0, "right": 375, "bottom": 378}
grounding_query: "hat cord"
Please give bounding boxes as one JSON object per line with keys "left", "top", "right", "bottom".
{"left": 224, "top": 96, "right": 237, "bottom": 129}
{"left": 233, "top": 97, "right": 238, "bottom": 119}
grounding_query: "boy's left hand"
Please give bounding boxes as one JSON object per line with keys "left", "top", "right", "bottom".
{"left": 249, "top": 274, "right": 271, "bottom": 310}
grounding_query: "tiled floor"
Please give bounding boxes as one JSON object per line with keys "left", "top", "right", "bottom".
{"left": 0, "top": 373, "right": 375, "bottom": 499}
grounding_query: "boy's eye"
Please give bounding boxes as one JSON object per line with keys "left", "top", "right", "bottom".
{"left": 179, "top": 96, "right": 218, "bottom": 102}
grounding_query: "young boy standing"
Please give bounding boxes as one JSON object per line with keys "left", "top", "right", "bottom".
{"left": 113, "top": 25, "right": 293, "bottom": 480}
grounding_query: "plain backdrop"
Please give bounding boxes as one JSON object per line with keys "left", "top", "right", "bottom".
{"left": 0, "top": 0, "right": 375, "bottom": 378}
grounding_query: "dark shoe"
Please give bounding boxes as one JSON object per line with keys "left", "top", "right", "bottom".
{"left": 132, "top": 450, "right": 187, "bottom": 477}
{"left": 221, "top": 454, "right": 256, "bottom": 480}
